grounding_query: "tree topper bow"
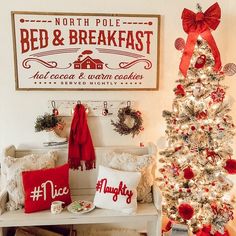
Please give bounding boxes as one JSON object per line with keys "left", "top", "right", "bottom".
{"left": 179, "top": 2, "right": 221, "bottom": 77}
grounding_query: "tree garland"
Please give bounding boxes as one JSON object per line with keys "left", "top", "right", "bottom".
{"left": 111, "top": 106, "right": 144, "bottom": 138}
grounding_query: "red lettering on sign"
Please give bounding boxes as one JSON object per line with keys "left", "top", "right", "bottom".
{"left": 68, "top": 30, "right": 153, "bottom": 54}
{"left": 20, "top": 29, "right": 48, "bottom": 53}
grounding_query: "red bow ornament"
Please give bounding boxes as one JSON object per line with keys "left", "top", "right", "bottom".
{"left": 179, "top": 2, "right": 222, "bottom": 77}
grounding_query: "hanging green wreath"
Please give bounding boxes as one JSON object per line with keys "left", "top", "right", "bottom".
{"left": 111, "top": 106, "right": 144, "bottom": 138}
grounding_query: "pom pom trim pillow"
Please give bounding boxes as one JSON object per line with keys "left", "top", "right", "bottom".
{"left": 1, "top": 151, "right": 58, "bottom": 211}
{"left": 22, "top": 164, "right": 72, "bottom": 213}
{"left": 94, "top": 165, "right": 141, "bottom": 214}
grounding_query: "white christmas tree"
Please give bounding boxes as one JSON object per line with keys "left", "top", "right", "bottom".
{"left": 159, "top": 3, "right": 236, "bottom": 235}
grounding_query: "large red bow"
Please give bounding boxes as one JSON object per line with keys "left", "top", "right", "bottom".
{"left": 179, "top": 2, "right": 221, "bottom": 77}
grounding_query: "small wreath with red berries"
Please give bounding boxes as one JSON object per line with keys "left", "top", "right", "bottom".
{"left": 111, "top": 106, "right": 144, "bottom": 138}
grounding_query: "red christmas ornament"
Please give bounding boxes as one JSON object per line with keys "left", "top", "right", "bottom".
{"left": 206, "top": 149, "right": 218, "bottom": 162}
{"left": 164, "top": 220, "right": 173, "bottom": 232}
{"left": 159, "top": 168, "right": 165, "bottom": 173}
{"left": 175, "top": 38, "right": 185, "bottom": 50}
{"left": 175, "top": 146, "right": 182, "bottom": 152}
{"left": 178, "top": 203, "right": 194, "bottom": 220}
{"left": 195, "top": 55, "right": 207, "bottom": 69}
{"left": 102, "top": 108, "right": 109, "bottom": 116}
{"left": 223, "top": 63, "right": 236, "bottom": 76}
{"left": 51, "top": 101, "right": 59, "bottom": 116}
{"left": 53, "top": 108, "right": 59, "bottom": 116}
{"left": 183, "top": 167, "right": 194, "bottom": 179}
{"left": 211, "top": 87, "right": 225, "bottom": 103}
{"left": 175, "top": 84, "right": 186, "bottom": 96}
{"left": 224, "top": 159, "right": 236, "bottom": 174}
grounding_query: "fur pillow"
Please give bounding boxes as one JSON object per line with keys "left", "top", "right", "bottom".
{"left": 1, "top": 151, "right": 58, "bottom": 211}
{"left": 103, "top": 152, "right": 156, "bottom": 203}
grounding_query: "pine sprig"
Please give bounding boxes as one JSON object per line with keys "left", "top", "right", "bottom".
{"left": 35, "top": 113, "right": 62, "bottom": 132}
{"left": 215, "top": 103, "right": 231, "bottom": 117}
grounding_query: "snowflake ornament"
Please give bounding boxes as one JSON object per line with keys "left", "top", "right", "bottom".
{"left": 211, "top": 87, "right": 225, "bottom": 103}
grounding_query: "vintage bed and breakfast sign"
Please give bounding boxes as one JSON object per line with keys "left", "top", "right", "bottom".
{"left": 12, "top": 12, "right": 160, "bottom": 90}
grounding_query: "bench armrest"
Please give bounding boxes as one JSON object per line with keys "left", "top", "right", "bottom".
{"left": 153, "top": 182, "right": 162, "bottom": 212}
{"left": 0, "top": 189, "right": 7, "bottom": 215}
{"left": 3, "top": 145, "right": 16, "bottom": 158}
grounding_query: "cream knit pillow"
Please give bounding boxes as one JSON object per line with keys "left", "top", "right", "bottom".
{"left": 1, "top": 151, "right": 58, "bottom": 211}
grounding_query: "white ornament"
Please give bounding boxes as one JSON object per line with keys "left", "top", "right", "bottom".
{"left": 193, "top": 81, "right": 205, "bottom": 97}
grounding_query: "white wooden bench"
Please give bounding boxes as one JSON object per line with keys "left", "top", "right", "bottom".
{"left": 0, "top": 144, "right": 162, "bottom": 236}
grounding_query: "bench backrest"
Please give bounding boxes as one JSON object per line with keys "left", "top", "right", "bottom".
{"left": 11, "top": 145, "right": 156, "bottom": 196}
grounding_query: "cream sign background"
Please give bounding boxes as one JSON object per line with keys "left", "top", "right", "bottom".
{"left": 12, "top": 12, "right": 160, "bottom": 90}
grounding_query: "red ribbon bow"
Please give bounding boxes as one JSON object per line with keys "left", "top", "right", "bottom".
{"left": 179, "top": 2, "right": 221, "bottom": 77}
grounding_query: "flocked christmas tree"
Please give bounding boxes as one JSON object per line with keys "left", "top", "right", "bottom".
{"left": 159, "top": 3, "right": 236, "bottom": 235}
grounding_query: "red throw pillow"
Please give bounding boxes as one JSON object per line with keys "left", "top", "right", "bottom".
{"left": 22, "top": 164, "right": 72, "bottom": 213}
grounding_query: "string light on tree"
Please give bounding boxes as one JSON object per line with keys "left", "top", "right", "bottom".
{"left": 160, "top": 3, "right": 235, "bottom": 235}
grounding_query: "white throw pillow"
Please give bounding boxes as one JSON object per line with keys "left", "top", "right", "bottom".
{"left": 1, "top": 151, "right": 58, "bottom": 211}
{"left": 103, "top": 152, "right": 156, "bottom": 203}
{"left": 94, "top": 165, "right": 141, "bottom": 214}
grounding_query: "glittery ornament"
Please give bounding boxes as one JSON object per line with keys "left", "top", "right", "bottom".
{"left": 223, "top": 63, "right": 236, "bottom": 76}
{"left": 178, "top": 203, "right": 194, "bottom": 220}
{"left": 224, "top": 159, "right": 236, "bottom": 174}
{"left": 211, "top": 87, "right": 225, "bottom": 103}
{"left": 183, "top": 167, "right": 194, "bottom": 179}
{"left": 175, "top": 38, "right": 185, "bottom": 50}
{"left": 175, "top": 84, "right": 186, "bottom": 96}
{"left": 195, "top": 55, "right": 206, "bottom": 69}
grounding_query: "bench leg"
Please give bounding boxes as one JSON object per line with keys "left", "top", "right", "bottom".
{"left": 147, "top": 216, "right": 162, "bottom": 236}
{"left": 0, "top": 227, "right": 3, "bottom": 236}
